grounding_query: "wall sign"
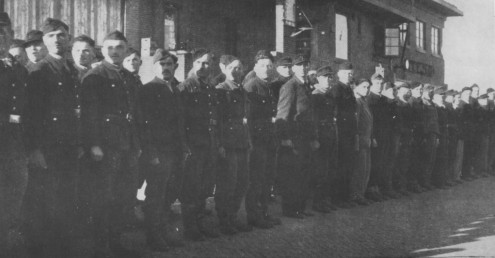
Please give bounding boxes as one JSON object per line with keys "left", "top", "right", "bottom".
{"left": 404, "top": 59, "right": 435, "bottom": 77}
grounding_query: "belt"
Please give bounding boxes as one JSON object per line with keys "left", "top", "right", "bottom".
{"left": 103, "top": 113, "right": 133, "bottom": 123}
{"left": 50, "top": 109, "right": 80, "bottom": 121}
{"left": 209, "top": 119, "right": 217, "bottom": 126}
{"left": 0, "top": 114, "right": 21, "bottom": 124}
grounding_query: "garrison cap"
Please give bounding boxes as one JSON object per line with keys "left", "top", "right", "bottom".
{"left": 423, "top": 84, "right": 435, "bottom": 92}
{"left": 316, "top": 65, "right": 334, "bottom": 77}
{"left": 191, "top": 48, "right": 210, "bottom": 62}
{"left": 219, "top": 54, "right": 238, "bottom": 66}
{"left": 433, "top": 86, "right": 446, "bottom": 95}
{"left": 23, "top": 30, "right": 44, "bottom": 48}
{"left": 395, "top": 81, "right": 411, "bottom": 89}
{"left": 371, "top": 73, "right": 383, "bottom": 80}
{"left": 470, "top": 83, "right": 479, "bottom": 90}
{"left": 461, "top": 86, "right": 472, "bottom": 93}
{"left": 9, "top": 39, "right": 25, "bottom": 49}
{"left": 41, "top": 18, "right": 69, "bottom": 34}
{"left": 486, "top": 88, "right": 495, "bottom": 94}
{"left": 153, "top": 48, "right": 178, "bottom": 64}
{"left": 383, "top": 82, "right": 393, "bottom": 90}
{"left": 293, "top": 54, "right": 309, "bottom": 65}
{"left": 479, "top": 93, "right": 488, "bottom": 99}
{"left": 276, "top": 56, "right": 293, "bottom": 67}
{"left": 0, "top": 12, "right": 11, "bottom": 26}
{"left": 338, "top": 62, "right": 353, "bottom": 70}
{"left": 104, "top": 30, "right": 127, "bottom": 42}
{"left": 444, "top": 89, "right": 456, "bottom": 96}
{"left": 254, "top": 50, "right": 274, "bottom": 63}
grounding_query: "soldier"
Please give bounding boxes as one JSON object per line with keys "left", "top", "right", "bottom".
{"left": 460, "top": 86, "right": 477, "bottom": 180}
{"left": 71, "top": 35, "right": 96, "bottom": 82}
{"left": 432, "top": 87, "right": 449, "bottom": 188}
{"left": 215, "top": 55, "right": 252, "bottom": 235}
{"left": 0, "top": 12, "right": 29, "bottom": 255}
{"left": 23, "top": 30, "right": 46, "bottom": 73}
{"left": 393, "top": 81, "right": 414, "bottom": 196}
{"left": 8, "top": 40, "right": 28, "bottom": 66}
{"left": 349, "top": 79, "right": 374, "bottom": 205}
{"left": 487, "top": 88, "right": 495, "bottom": 175}
{"left": 451, "top": 91, "right": 465, "bottom": 182}
{"left": 474, "top": 93, "right": 491, "bottom": 177}
{"left": 80, "top": 30, "right": 142, "bottom": 257}
{"left": 333, "top": 62, "right": 358, "bottom": 208}
{"left": 244, "top": 50, "right": 280, "bottom": 228}
{"left": 271, "top": 56, "right": 293, "bottom": 101}
{"left": 408, "top": 83, "right": 427, "bottom": 193}
{"left": 310, "top": 65, "right": 338, "bottom": 213}
{"left": 24, "top": 18, "right": 82, "bottom": 257}
{"left": 444, "top": 90, "right": 462, "bottom": 185}
{"left": 178, "top": 48, "right": 222, "bottom": 241}
{"left": 275, "top": 55, "right": 319, "bottom": 218}
{"left": 140, "top": 49, "right": 188, "bottom": 251}
{"left": 123, "top": 48, "right": 143, "bottom": 87}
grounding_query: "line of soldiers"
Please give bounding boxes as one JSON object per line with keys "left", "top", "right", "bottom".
{"left": 2, "top": 12, "right": 495, "bottom": 258}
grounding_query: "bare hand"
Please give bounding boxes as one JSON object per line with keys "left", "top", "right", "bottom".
{"left": 29, "top": 149, "right": 47, "bottom": 169}
{"left": 281, "top": 140, "right": 294, "bottom": 148}
{"left": 91, "top": 146, "right": 104, "bottom": 161}
{"left": 310, "top": 140, "right": 320, "bottom": 151}
{"left": 219, "top": 146, "right": 226, "bottom": 158}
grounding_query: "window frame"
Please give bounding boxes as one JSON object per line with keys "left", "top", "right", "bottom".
{"left": 415, "top": 20, "right": 426, "bottom": 51}
{"left": 431, "top": 26, "right": 441, "bottom": 56}
{"left": 335, "top": 13, "right": 349, "bottom": 60}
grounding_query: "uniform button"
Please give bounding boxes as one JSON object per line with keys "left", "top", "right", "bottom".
{"left": 11, "top": 83, "right": 15, "bottom": 87}
{"left": 58, "top": 82, "right": 62, "bottom": 86}
{"left": 112, "top": 84, "right": 115, "bottom": 88}
{"left": 76, "top": 94, "right": 79, "bottom": 98}
{"left": 234, "top": 100, "right": 237, "bottom": 103}
{"left": 262, "top": 100, "right": 266, "bottom": 103}
{"left": 106, "top": 118, "right": 110, "bottom": 122}
{"left": 12, "top": 107, "right": 16, "bottom": 111}
{"left": 209, "top": 112, "right": 212, "bottom": 115}
{"left": 53, "top": 117, "right": 57, "bottom": 121}
{"left": 77, "top": 105, "right": 81, "bottom": 109}
{"left": 12, "top": 96, "right": 16, "bottom": 100}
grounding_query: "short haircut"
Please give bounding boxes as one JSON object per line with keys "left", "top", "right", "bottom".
{"left": 127, "top": 47, "right": 141, "bottom": 58}
{"left": 191, "top": 48, "right": 211, "bottom": 62}
{"left": 72, "top": 35, "right": 95, "bottom": 48}
{"left": 104, "top": 30, "right": 127, "bottom": 43}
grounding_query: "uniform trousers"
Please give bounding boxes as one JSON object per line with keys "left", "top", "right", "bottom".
{"left": 312, "top": 131, "right": 338, "bottom": 205}
{"left": 474, "top": 135, "right": 490, "bottom": 175}
{"left": 335, "top": 134, "right": 357, "bottom": 202}
{"left": 393, "top": 132, "right": 412, "bottom": 192}
{"left": 350, "top": 144, "right": 371, "bottom": 198}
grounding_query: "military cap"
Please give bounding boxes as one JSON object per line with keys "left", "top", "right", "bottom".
{"left": 73, "top": 34, "right": 96, "bottom": 48}
{"left": 153, "top": 48, "right": 178, "bottom": 64}
{"left": 191, "top": 48, "right": 210, "bottom": 62}
{"left": 254, "top": 50, "right": 274, "bottom": 62}
{"left": 9, "top": 39, "right": 25, "bottom": 49}
{"left": 444, "top": 89, "right": 456, "bottom": 96}
{"left": 316, "top": 65, "right": 334, "bottom": 77}
{"left": 470, "top": 83, "right": 479, "bottom": 90}
{"left": 461, "top": 86, "right": 472, "bottom": 93}
{"left": 383, "top": 82, "right": 393, "bottom": 90}
{"left": 479, "top": 93, "right": 488, "bottom": 99}
{"left": 423, "top": 84, "right": 435, "bottom": 92}
{"left": 276, "top": 56, "right": 293, "bottom": 67}
{"left": 371, "top": 73, "right": 383, "bottom": 80}
{"left": 486, "top": 88, "right": 495, "bottom": 94}
{"left": 23, "top": 30, "right": 44, "bottom": 48}
{"left": 395, "top": 81, "right": 411, "bottom": 89}
{"left": 219, "top": 54, "right": 238, "bottom": 66}
{"left": 433, "top": 86, "right": 446, "bottom": 95}
{"left": 293, "top": 54, "right": 309, "bottom": 65}
{"left": 41, "top": 18, "right": 69, "bottom": 34}
{"left": 338, "top": 62, "right": 353, "bottom": 70}
{"left": 0, "top": 12, "right": 11, "bottom": 26}
{"left": 104, "top": 30, "right": 127, "bottom": 42}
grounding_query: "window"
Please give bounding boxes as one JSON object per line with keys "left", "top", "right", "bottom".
{"left": 164, "top": 9, "right": 177, "bottom": 50}
{"left": 415, "top": 21, "right": 426, "bottom": 50}
{"left": 284, "top": 0, "right": 296, "bottom": 26}
{"left": 275, "top": 4, "right": 284, "bottom": 52}
{"left": 399, "top": 23, "right": 409, "bottom": 46}
{"left": 431, "top": 26, "right": 440, "bottom": 55}
{"left": 385, "top": 28, "right": 400, "bottom": 56}
{"left": 335, "top": 13, "right": 348, "bottom": 60}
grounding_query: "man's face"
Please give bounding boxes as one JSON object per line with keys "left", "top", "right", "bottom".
{"left": 354, "top": 81, "right": 370, "bottom": 97}
{"left": 398, "top": 88, "right": 411, "bottom": 102}
{"left": 337, "top": 69, "right": 353, "bottom": 85}
{"left": 445, "top": 95, "right": 454, "bottom": 104}
{"left": 370, "top": 78, "right": 383, "bottom": 94}
{"left": 382, "top": 87, "right": 395, "bottom": 99}
{"left": 102, "top": 39, "right": 127, "bottom": 65}
{"left": 0, "top": 25, "right": 13, "bottom": 57}
{"left": 461, "top": 90, "right": 471, "bottom": 101}
{"left": 489, "top": 93, "right": 495, "bottom": 101}
{"left": 315, "top": 75, "right": 331, "bottom": 93}
{"left": 8, "top": 47, "right": 27, "bottom": 65}
{"left": 43, "top": 28, "right": 69, "bottom": 56}
{"left": 276, "top": 65, "right": 291, "bottom": 78}
{"left": 253, "top": 58, "right": 273, "bottom": 80}
{"left": 25, "top": 42, "right": 47, "bottom": 63}
{"left": 292, "top": 62, "right": 308, "bottom": 78}
{"left": 433, "top": 94, "right": 443, "bottom": 105}
{"left": 123, "top": 53, "right": 142, "bottom": 73}
{"left": 225, "top": 60, "right": 244, "bottom": 82}
{"left": 479, "top": 98, "right": 488, "bottom": 106}
{"left": 411, "top": 86, "right": 422, "bottom": 98}
{"left": 72, "top": 41, "right": 94, "bottom": 68}
{"left": 422, "top": 89, "right": 432, "bottom": 100}
{"left": 192, "top": 53, "right": 212, "bottom": 79}
{"left": 153, "top": 56, "right": 177, "bottom": 81}
{"left": 471, "top": 87, "right": 479, "bottom": 98}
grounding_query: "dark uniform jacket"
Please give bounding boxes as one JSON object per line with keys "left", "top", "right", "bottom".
{"left": 356, "top": 97, "right": 373, "bottom": 148}
{"left": 421, "top": 101, "right": 440, "bottom": 136}
{"left": 312, "top": 90, "right": 337, "bottom": 142}
{"left": 140, "top": 77, "right": 186, "bottom": 159}
{"left": 475, "top": 105, "right": 491, "bottom": 136}
{"left": 244, "top": 76, "right": 277, "bottom": 145}
{"left": 458, "top": 100, "right": 474, "bottom": 140}
{"left": 275, "top": 76, "right": 317, "bottom": 142}
{"left": 445, "top": 103, "right": 460, "bottom": 139}
{"left": 0, "top": 57, "right": 28, "bottom": 156}
{"left": 333, "top": 81, "right": 357, "bottom": 143}
{"left": 26, "top": 54, "right": 81, "bottom": 150}
{"left": 216, "top": 80, "right": 250, "bottom": 149}
{"left": 396, "top": 100, "right": 415, "bottom": 145}
{"left": 25, "top": 60, "right": 37, "bottom": 74}
{"left": 178, "top": 74, "right": 220, "bottom": 148}
{"left": 270, "top": 75, "right": 291, "bottom": 102}
{"left": 81, "top": 60, "right": 141, "bottom": 151}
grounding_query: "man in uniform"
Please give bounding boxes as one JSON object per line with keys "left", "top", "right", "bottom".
{"left": 270, "top": 56, "right": 293, "bottom": 101}
{"left": 24, "top": 18, "right": 82, "bottom": 257}
{"left": 140, "top": 49, "right": 187, "bottom": 251}
{"left": 81, "top": 30, "right": 142, "bottom": 257}
{"left": 71, "top": 35, "right": 96, "bottom": 82}
{"left": 0, "top": 12, "right": 29, "bottom": 255}
{"left": 459, "top": 86, "right": 477, "bottom": 180}
{"left": 23, "top": 30, "right": 46, "bottom": 73}
{"left": 8, "top": 40, "right": 28, "bottom": 67}
{"left": 244, "top": 50, "right": 280, "bottom": 228}
{"left": 432, "top": 87, "right": 449, "bottom": 188}
{"left": 333, "top": 62, "right": 358, "bottom": 208}
{"left": 444, "top": 90, "right": 462, "bottom": 184}
{"left": 275, "top": 55, "right": 319, "bottom": 218}
{"left": 486, "top": 88, "right": 495, "bottom": 175}
{"left": 474, "top": 93, "right": 491, "bottom": 177}
{"left": 178, "top": 48, "right": 222, "bottom": 241}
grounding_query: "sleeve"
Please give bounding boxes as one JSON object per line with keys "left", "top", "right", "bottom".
{"left": 81, "top": 73, "right": 102, "bottom": 148}
{"left": 139, "top": 86, "right": 158, "bottom": 160}
{"left": 215, "top": 87, "right": 227, "bottom": 147}
{"left": 24, "top": 67, "right": 49, "bottom": 152}
{"left": 275, "top": 82, "right": 295, "bottom": 141}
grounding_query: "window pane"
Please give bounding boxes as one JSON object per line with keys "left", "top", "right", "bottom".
{"left": 335, "top": 14, "right": 348, "bottom": 60}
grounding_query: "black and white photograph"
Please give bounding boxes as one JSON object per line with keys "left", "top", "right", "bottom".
{"left": 1, "top": 0, "right": 495, "bottom": 257}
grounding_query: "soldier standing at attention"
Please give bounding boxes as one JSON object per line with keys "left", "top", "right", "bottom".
{"left": 81, "top": 30, "right": 142, "bottom": 257}
{"left": 215, "top": 55, "right": 253, "bottom": 235}
{"left": 459, "top": 86, "right": 476, "bottom": 180}
{"left": 271, "top": 56, "right": 293, "bottom": 101}
{"left": 140, "top": 49, "right": 188, "bottom": 251}
{"left": 486, "top": 88, "right": 495, "bottom": 175}
{"left": 333, "top": 62, "right": 358, "bottom": 208}
{"left": 474, "top": 93, "right": 491, "bottom": 177}
{"left": 178, "top": 48, "right": 222, "bottom": 241}
{"left": 23, "top": 30, "right": 46, "bottom": 73}
{"left": 24, "top": 18, "right": 83, "bottom": 258}
{"left": 0, "top": 12, "right": 29, "bottom": 255}
{"left": 244, "top": 50, "right": 281, "bottom": 229}
{"left": 432, "top": 87, "right": 449, "bottom": 188}
{"left": 276, "top": 55, "right": 319, "bottom": 218}
{"left": 310, "top": 65, "right": 338, "bottom": 213}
